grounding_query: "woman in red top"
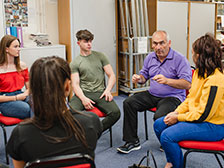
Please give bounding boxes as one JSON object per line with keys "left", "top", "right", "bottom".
{"left": 0, "top": 35, "right": 31, "bottom": 119}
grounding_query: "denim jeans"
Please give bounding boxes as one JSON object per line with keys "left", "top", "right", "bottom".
{"left": 153, "top": 116, "right": 224, "bottom": 168}
{"left": 0, "top": 90, "right": 31, "bottom": 119}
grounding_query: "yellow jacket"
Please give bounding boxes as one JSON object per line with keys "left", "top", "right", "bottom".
{"left": 176, "top": 68, "right": 224, "bottom": 124}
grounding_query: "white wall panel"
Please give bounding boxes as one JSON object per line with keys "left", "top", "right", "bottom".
{"left": 157, "top": 1, "right": 188, "bottom": 57}
{"left": 189, "top": 3, "right": 215, "bottom": 66}
{"left": 70, "top": 0, "right": 117, "bottom": 92}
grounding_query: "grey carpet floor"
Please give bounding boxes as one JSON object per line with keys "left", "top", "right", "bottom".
{"left": 0, "top": 94, "right": 223, "bottom": 168}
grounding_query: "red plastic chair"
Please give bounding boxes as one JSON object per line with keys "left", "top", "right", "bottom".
{"left": 87, "top": 107, "right": 113, "bottom": 147}
{"left": 144, "top": 67, "right": 195, "bottom": 140}
{"left": 24, "top": 153, "right": 95, "bottom": 168}
{"left": 0, "top": 113, "right": 22, "bottom": 164}
{"left": 178, "top": 140, "right": 224, "bottom": 168}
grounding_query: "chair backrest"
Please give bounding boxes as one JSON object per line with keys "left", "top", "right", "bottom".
{"left": 24, "top": 153, "right": 95, "bottom": 168}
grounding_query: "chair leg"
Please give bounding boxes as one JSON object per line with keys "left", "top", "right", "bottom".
{"left": 144, "top": 111, "right": 148, "bottom": 140}
{"left": 0, "top": 125, "right": 9, "bottom": 164}
{"left": 214, "top": 153, "right": 224, "bottom": 168}
{"left": 183, "top": 149, "right": 192, "bottom": 168}
{"left": 109, "top": 127, "right": 112, "bottom": 147}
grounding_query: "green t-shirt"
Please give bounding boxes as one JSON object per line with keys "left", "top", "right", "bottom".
{"left": 70, "top": 51, "right": 110, "bottom": 92}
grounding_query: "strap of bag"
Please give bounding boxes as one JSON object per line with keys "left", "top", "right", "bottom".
{"left": 137, "top": 150, "right": 157, "bottom": 168}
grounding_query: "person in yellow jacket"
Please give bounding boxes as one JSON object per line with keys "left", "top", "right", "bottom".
{"left": 153, "top": 34, "right": 224, "bottom": 168}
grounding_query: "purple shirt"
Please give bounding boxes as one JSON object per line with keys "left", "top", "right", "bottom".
{"left": 140, "top": 48, "right": 192, "bottom": 102}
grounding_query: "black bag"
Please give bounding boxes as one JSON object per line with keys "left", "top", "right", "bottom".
{"left": 128, "top": 151, "right": 157, "bottom": 168}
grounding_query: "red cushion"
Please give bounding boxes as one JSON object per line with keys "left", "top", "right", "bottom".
{"left": 87, "top": 107, "right": 106, "bottom": 117}
{"left": 61, "top": 163, "right": 90, "bottom": 168}
{"left": 0, "top": 113, "right": 22, "bottom": 126}
{"left": 149, "top": 107, "right": 157, "bottom": 112}
{"left": 179, "top": 140, "right": 224, "bottom": 151}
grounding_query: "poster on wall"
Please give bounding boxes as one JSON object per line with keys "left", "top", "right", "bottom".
{"left": 4, "top": 0, "right": 28, "bottom": 27}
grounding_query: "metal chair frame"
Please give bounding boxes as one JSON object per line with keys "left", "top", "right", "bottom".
{"left": 179, "top": 141, "right": 224, "bottom": 168}
{"left": 24, "top": 153, "right": 95, "bottom": 168}
{"left": 0, "top": 114, "right": 22, "bottom": 164}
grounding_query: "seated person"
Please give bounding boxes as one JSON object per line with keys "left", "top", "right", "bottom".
{"left": 153, "top": 34, "right": 224, "bottom": 168}
{"left": 117, "top": 30, "right": 192, "bottom": 154}
{"left": 69, "top": 29, "right": 120, "bottom": 131}
{"left": 6, "top": 56, "right": 102, "bottom": 168}
{"left": 0, "top": 35, "right": 31, "bottom": 119}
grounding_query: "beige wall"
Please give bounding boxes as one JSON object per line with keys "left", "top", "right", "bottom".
{"left": 45, "top": 0, "right": 59, "bottom": 44}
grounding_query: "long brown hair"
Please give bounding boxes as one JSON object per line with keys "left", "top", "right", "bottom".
{"left": 29, "top": 56, "right": 87, "bottom": 147}
{"left": 0, "top": 35, "right": 21, "bottom": 71}
{"left": 192, "top": 34, "right": 223, "bottom": 78}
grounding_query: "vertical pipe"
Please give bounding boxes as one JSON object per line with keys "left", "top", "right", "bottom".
{"left": 129, "top": 38, "right": 133, "bottom": 90}
{"left": 124, "top": 0, "right": 130, "bottom": 37}
{"left": 143, "top": 0, "right": 149, "bottom": 36}
{"left": 139, "top": 0, "right": 145, "bottom": 36}
{"left": 135, "top": 0, "right": 141, "bottom": 37}
{"left": 119, "top": 0, "right": 126, "bottom": 36}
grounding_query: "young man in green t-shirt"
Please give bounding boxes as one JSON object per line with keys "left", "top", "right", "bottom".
{"left": 69, "top": 29, "right": 120, "bottom": 131}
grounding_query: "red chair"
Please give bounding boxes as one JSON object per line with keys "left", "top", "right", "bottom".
{"left": 178, "top": 140, "right": 224, "bottom": 168}
{"left": 144, "top": 67, "right": 195, "bottom": 140}
{"left": 0, "top": 114, "right": 22, "bottom": 164}
{"left": 87, "top": 107, "right": 113, "bottom": 147}
{"left": 24, "top": 153, "right": 95, "bottom": 168}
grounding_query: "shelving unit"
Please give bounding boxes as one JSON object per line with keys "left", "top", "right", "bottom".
{"left": 216, "top": 2, "right": 224, "bottom": 43}
{"left": 118, "top": 0, "right": 152, "bottom": 94}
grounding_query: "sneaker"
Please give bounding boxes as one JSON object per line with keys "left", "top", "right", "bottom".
{"left": 117, "top": 141, "right": 141, "bottom": 154}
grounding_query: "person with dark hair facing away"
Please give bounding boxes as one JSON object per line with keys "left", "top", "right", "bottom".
{"left": 153, "top": 34, "right": 224, "bottom": 168}
{"left": 69, "top": 29, "right": 120, "bottom": 131}
{"left": 6, "top": 56, "right": 102, "bottom": 168}
{"left": 0, "top": 35, "right": 31, "bottom": 119}
{"left": 117, "top": 30, "right": 192, "bottom": 154}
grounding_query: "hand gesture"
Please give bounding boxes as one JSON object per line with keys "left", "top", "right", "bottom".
{"left": 132, "top": 74, "right": 141, "bottom": 84}
{"left": 153, "top": 74, "right": 168, "bottom": 84}
{"left": 100, "top": 90, "right": 113, "bottom": 102}
{"left": 81, "top": 97, "right": 95, "bottom": 110}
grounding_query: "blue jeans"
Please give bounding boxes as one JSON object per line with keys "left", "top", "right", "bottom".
{"left": 153, "top": 116, "right": 224, "bottom": 168}
{"left": 0, "top": 90, "right": 31, "bottom": 119}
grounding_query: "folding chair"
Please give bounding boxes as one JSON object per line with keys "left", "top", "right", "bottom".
{"left": 0, "top": 114, "right": 22, "bottom": 164}
{"left": 179, "top": 140, "right": 224, "bottom": 168}
{"left": 24, "top": 153, "right": 95, "bottom": 168}
{"left": 87, "top": 107, "right": 113, "bottom": 147}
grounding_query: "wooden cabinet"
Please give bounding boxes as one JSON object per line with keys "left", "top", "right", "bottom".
{"left": 20, "top": 45, "right": 66, "bottom": 69}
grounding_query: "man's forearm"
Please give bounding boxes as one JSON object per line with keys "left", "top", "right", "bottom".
{"left": 166, "top": 78, "right": 191, "bottom": 90}
{"left": 73, "top": 85, "right": 86, "bottom": 101}
{"left": 104, "top": 74, "right": 116, "bottom": 92}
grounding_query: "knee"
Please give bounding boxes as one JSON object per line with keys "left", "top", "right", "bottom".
{"left": 153, "top": 117, "right": 164, "bottom": 134}
{"left": 123, "top": 97, "right": 134, "bottom": 109}
{"left": 111, "top": 108, "right": 121, "bottom": 122}
{"left": 21, "top": 104, "right": 31, "bottom": 119}
{"left": 153, "top": 112, "right": 165, "bottom": 121}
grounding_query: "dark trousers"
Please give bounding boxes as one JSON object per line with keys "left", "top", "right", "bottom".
{"left": 122, "top": 91, "right": 181, "bottom": 143}
{"left": 69, "top": 91, "right": 120, "bottom": 131}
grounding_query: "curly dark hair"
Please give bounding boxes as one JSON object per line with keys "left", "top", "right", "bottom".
{"left": 192, "top": 33, "right": 223, "bottom": 78}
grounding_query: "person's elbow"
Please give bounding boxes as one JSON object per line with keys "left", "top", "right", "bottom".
{"left": 185, "top": 82, "right": 191, "bottom": 90}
